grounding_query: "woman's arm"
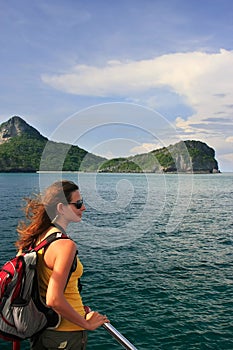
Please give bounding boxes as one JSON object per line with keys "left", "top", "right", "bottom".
{"left": 44, "top": 239, "right": 108, "bottom": 330}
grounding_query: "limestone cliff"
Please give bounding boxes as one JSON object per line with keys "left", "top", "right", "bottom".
{"left": 99, "top": 140, "right": 220, "bottom": 174}
{"left": 0, "top": 116, "right": 47, "bottom": 144}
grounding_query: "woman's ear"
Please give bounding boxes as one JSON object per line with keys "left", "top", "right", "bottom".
{"left": 56, "top": 202, "right": 65, "bottom": 215}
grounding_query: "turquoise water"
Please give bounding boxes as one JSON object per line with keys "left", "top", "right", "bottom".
{"left": 0, "top": 172, "right": 233, "bottom": 349}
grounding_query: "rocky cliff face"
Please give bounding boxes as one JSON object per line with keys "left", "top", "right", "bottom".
{"left": 99, "top": 140, "right": 220, "bottom": 173}
{"left": 0, "top": 116, "right": 47, "bottom": 144}
{"left": 0, "top": 116, "right": 105, "bottom": 172}
{"left": 168, "top": 140, "right": 219, "bottom": 173}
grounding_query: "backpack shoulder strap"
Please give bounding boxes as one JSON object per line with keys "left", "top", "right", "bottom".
{"left": 32, "top": 232, "right": 78, "bottom": 291}
{"left": 33, "top": 232, "right": 70, "bottom": 252}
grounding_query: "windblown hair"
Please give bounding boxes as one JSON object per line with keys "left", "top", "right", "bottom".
{"left": 16, "top": 180, "right": 79, "bottom": 250}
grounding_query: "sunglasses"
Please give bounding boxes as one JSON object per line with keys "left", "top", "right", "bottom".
{"left": 69, "top": 198, "right": 84, "bottom": 209}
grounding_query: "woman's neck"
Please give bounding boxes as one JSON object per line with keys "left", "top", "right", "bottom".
{"left": 51, "top": 221, "right": 67, "bottom": 235}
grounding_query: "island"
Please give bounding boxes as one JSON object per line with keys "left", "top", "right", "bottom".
{"left": 0, "top": 116, "right": 220, "bottom": 173}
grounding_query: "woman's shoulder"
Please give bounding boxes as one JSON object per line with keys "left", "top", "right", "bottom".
{"left": 39, "top": 227, "right": 77, "bottom": 253}
{"left": 48, "top": 231, "right": 76, "bottom": 250}
{"left": 43, "top": 231, "right": 77, "bottom": 269}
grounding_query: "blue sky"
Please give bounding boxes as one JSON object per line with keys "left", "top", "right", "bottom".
{"left": 1, "top": 0, "right": 233, "bottom": 171}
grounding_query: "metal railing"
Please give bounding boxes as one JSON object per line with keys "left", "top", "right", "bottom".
{"left": 103, "top": 322, "right": 138, "bottom": 350}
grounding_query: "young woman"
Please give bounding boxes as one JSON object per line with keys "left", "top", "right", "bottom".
{"left": 16, "top": 180, "right": 109, "bottom": 350}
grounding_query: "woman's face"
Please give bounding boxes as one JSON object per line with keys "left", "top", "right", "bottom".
{"left": 64, "top": 190, "right": 86, "bottom": 223}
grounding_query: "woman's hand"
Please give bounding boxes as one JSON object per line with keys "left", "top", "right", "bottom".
{"left": 85, "top": 311, "right": 109, "bottom": 330}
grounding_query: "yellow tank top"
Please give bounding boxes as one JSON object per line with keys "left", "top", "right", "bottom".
{"left": 37, "top": 248, "right": 86, "bottom": 331}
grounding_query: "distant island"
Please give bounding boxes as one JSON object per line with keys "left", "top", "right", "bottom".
{"left": 0, "top": 116, "right": 220, "bottom": 173}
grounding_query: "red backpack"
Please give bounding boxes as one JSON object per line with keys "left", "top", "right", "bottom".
{"left": 0, "top": 232, "right": 72, "bottom": 343}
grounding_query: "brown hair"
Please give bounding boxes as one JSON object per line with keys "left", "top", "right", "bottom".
{"left": 16, "top": 180, "right": 79, "bottom": 250}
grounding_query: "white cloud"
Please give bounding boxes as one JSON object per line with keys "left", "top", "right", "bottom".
{"left": 42, "top": 49, "right": 233, "bottom": 99}
{"left": 41, "top": 49, "right": 233, "bottom": 127}
{"left": 226, "top": 136, "right": 233, "bottom": 143}
{"left": 41, "top": 49, "right": 233, "bottom": 170}
{"left": 130, "top": 143, "right": 161, "bottom": 154}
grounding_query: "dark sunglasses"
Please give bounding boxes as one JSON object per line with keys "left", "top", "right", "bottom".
{"left": 69, "top": 198, "right": 84, "bottom": 209}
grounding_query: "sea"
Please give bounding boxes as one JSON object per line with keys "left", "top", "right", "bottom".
{"left": 0, "top": 172, "right": 232, "bottom": 350}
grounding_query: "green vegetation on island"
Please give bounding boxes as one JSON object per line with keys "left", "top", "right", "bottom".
{"left": 98, "top": 141, "right": 220, "bottom": 173}
{"left": 0, "top": 116, "right": 220, "bottom": 173}
{"left": 0, "top": 117, "right": 105, "bottom": 172}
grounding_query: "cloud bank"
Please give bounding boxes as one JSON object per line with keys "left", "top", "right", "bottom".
{"left": 42, "top": 49, "right": 233, "bottom": 170}
{"left": 42, "top": 49, "right": 233, "bottom": 102}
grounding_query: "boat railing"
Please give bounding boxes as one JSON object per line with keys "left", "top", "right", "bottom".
{"left": 103, "top": 322, "right": 138, "bottom": 350}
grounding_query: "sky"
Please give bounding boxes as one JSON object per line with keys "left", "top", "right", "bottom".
{"left": 1, "top": 0, "right": 233, "bottom": 171}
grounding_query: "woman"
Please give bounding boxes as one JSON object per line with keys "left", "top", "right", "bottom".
{"left": 16, "top": 180, "right": 109, "bottom": 350}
